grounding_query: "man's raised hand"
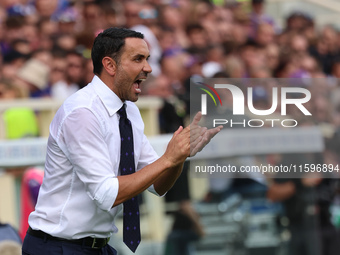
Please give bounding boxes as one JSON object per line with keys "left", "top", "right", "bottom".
{"left": 189, "top": 112, "right": 222, "bottom": 157}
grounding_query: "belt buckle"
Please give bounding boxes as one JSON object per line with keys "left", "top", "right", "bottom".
{"left": 91, "top": 238, "right": 99, "bottom": 249}
{"left": 91, "top": 237, "right": 109, "bottom": 249}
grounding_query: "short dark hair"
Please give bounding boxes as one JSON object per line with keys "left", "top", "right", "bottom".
{"left": 91, "top": 27, "right": 144, "bottom": 75}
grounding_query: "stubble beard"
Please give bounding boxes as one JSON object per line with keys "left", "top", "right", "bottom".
{"left": 115, "top": 67, "right": 138, "bottom": 102}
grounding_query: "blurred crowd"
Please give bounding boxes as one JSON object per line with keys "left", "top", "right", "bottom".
{"left": 2, "top": 0, "right": 340, "bottom": 254}
{"left": 1, "top": 0, "right": 340, "bottom": 132}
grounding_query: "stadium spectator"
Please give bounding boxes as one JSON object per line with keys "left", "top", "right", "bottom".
{"left": 0, "top": 222, "right": 21, "bottom": 244}
{"left": 50, "top": 51, "right": 81, "bottom": 101}
{"left": 19, "top": 167, "right": 44, "bottom": 240}
{"left": 249, "top": 0, "right": 275, "bottom": 39}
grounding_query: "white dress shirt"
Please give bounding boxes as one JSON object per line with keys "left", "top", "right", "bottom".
{"left": 29, "top": 75, "right": 160, "bottom": 239}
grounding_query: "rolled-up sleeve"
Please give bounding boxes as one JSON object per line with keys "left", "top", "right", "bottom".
{"left": 93, "top": 177, "right": 119, "bottom": 211}
{"left": 61, "top": 108, "right": 119, "bottom": 211}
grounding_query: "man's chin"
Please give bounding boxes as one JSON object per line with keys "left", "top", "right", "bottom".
{"left": 129, "top": 94, "right": 139, "bottom": 102}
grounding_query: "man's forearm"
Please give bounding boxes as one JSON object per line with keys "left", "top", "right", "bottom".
{"left": 113, "top": 156, "right": 173, "bottom": 207}
{"left": 113, "top": 158, "right": 184, "bottom": 208}
{"left": 153, "top": 161, "right": 185, "bottom": 196}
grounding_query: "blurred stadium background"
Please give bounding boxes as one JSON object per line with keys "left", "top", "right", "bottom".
{"left": 1, "top": 0, "right": 340, "bottom": 254}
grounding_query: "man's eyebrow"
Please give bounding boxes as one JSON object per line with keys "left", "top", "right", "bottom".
{"left": 133, "top": 54, "right": 151, "bottom": 59}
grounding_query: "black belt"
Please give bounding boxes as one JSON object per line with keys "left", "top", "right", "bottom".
{"left": 27, "top": 227, "right": 110, "bottom": 249}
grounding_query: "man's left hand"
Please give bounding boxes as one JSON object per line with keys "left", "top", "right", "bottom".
{"left": 189, "top": 112, "right": 222, "bottom": 157}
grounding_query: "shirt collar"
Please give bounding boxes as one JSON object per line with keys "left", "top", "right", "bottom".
{"left": 91, "top": 75, "right": 123, "bottom": 116}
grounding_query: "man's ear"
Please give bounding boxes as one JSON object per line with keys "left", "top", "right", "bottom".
{"left": 102, "top": 56, "right": 117, "bottom": 76}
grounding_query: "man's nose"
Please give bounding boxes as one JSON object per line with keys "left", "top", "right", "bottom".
{"left": 143, "top": 60, "right": 152, "bottom": 73}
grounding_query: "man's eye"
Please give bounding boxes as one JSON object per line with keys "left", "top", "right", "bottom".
{"left": 135, "top": 58, "right": 142, "bottom": 62}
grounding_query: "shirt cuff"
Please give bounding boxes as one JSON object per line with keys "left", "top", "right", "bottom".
{"left": 93, "top": 177, "right": 119, "bottom": 211}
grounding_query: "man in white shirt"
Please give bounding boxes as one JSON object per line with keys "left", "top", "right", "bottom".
{"left": 22, "top": 27, "right": 221, "bottom": 255}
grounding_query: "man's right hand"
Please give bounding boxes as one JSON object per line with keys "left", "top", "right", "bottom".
{"left": 163, "top": 125, "right": 191, "bottom": 167}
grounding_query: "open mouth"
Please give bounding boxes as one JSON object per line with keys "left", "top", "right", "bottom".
{"left": 133, "top": 78, "right": 146, "bottom": 93}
